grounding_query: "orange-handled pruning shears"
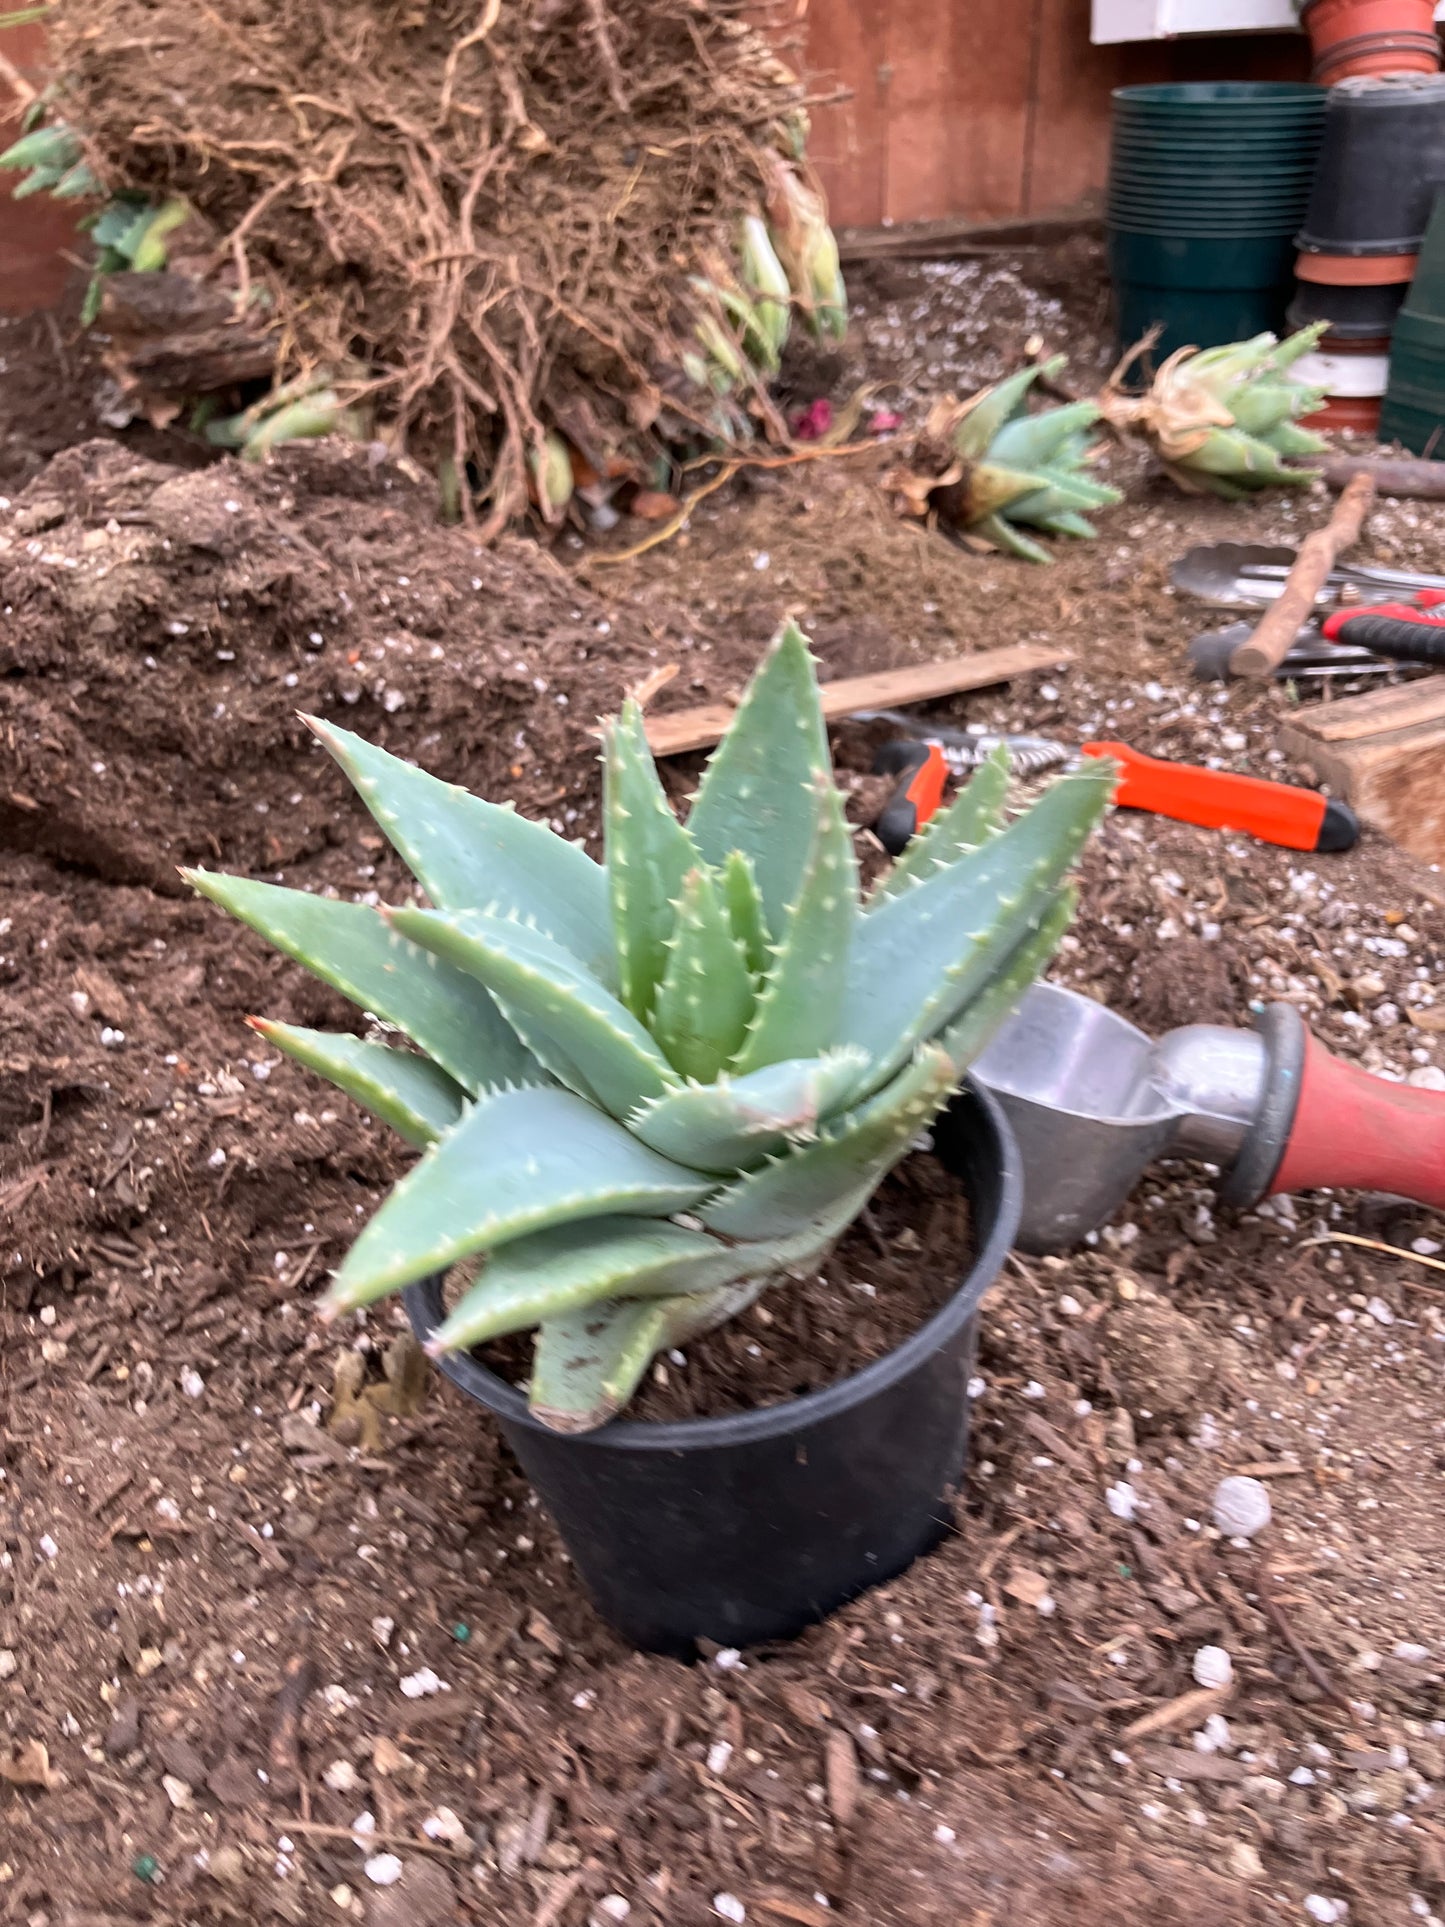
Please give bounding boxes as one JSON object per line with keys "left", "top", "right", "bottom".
{"left": 868, "top": 728, "right": 1359, "bottom": 857}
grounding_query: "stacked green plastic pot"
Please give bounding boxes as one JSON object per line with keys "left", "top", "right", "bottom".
{"left": 1381, "top": 189, "right": 1445, "bottom": 453}
{"left": 1109, "top": 83, "right": 1328, "bottom": 362}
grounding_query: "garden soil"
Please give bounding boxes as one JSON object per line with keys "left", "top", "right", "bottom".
{"left": 4, "top": 249, "right": 1445, "bottom": 1927}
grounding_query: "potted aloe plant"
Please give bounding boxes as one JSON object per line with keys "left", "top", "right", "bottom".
{"left": 188, "top": 625, "right": 1109, "bottom": 1652}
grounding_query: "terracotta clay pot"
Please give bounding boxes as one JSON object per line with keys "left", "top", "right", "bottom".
{"left": 0, "top": 22, "right": 77, "bottom": 318}
{"left": 1300, "top": 0, "right": 1441, "bottom": 84}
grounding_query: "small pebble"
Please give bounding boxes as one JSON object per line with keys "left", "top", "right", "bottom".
{"left": 1212, "top": 1475, "right": 1271, "bottom": 1540}
{"left": 323, "top": 1760, "right": 358, "bottom": 1793}
{"left": 595, "top": 1899, "right": 631, "bottom": 1922}
{"left": 422, "top": 1807, "right": 466, "bottom": 1844}
{"left": 1304, "top": 1899, "right": 1347, "bottom": 1925}
{"left": 714, "top": 1896, "right": 746, "bottom": 1924}
{"left": 365, "top": 1854, "right": 404, "bottom": 1887}
{"left": 1192, "top": 1645, "right": 1234, "bottom": 1690}
{"left": 0, "top": 1651, "right": 14, "bottom": 1680}
{"left": 1105, "top": 1481, "right": 1138, "bottom": 1522}
{"left": 399, "top": 1668, "right": 443, "bottom": 1699}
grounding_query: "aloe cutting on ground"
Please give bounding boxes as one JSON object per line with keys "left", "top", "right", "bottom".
{"left": 1101, "top": 324, "right": 1330, "bottom": 501}
{"left": 892, "top": 357, "right": 1124, "bottom": 563}
{"left": 188, "top": 624, "right": 1110, "bottom": 1431}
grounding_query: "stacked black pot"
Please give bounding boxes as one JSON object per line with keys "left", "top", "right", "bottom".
{"left": 1290, "top": 72, "right": 1445, "bottom": 429}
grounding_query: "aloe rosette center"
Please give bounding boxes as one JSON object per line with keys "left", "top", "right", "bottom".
{"left": 187, "top": 623, "right": 1111, "bottom": 1431}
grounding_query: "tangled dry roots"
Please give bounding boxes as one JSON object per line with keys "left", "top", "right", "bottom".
{"left": 50, "top": 0, "right": 812, "bottom": 533}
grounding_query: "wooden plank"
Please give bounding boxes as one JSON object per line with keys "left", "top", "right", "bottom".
{"left": 1279, "top": 714, "right": 1445, "bottom": 866}
{"left": 1279, "top": 679, "right": 1445, "bottom": 746}
{"left": 837, "top": 209, "right": 1102, "bottom": 263}
{"left": 643, "top": 641, "right": 1072, "bottom": 758}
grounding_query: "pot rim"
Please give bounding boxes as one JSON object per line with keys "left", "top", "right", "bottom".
{"left": 403, "top": 1077, "right": 1023, "bottom": 1454}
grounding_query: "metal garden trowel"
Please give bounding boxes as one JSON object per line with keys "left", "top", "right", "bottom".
{"left": 970, "top": 981, "right": 1445, "bottom": 1252}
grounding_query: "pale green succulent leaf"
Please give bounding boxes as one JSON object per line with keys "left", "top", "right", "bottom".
{"left": 183, "top": 871, "right": 540, "bottom": 1096}
{"left": 840, "top": 760, "right": 1112, "bottom": 1088}
{"left": 432, "top": 1216, "right": 729, "bottom": 1350}
{"left": 951, "top": 358, "right": 1061, "bottom": 461}
{"left": 1029, "top": 509, "right": 1100, "bottom": 540}
{"left": 387, "top": 906, "right": 679, "bottom": 1118}
{"left": 530, "top": 1276, "right": 773, "bottom": 1431}
{"left": 325, "top": 1086, "right": 713, "bottom": 1311}
{"left": 720, "top": 849, "right": 770, "bottom": 977}
{"left": 603, "top": 698, "right": 698, "bottom": 1022}
{"left": 650, "top": 867, "right": 756, "bottom": 1084}
{"left": 974, "top": 511, "right": 1054, "bottom": 564}
{"left": 987, "top": 398, "right": 1103, "bottom": 471}
{"left": 732, "top": 778, "right": 857, "bottom": 1074}
{"left": 935, "top": 888, "right": 1075, "bottom": 1076}
{"left": 306, "top": 718, "right": 616, "bottom": 985}
{"left": 702, "top": 1044, "right": 958, "bottom": 1243}
{"left": 685, "top": 620, "right": 832, "bottom": 935}
{"left": 629, "top": 1047, "right": 871, "bottom": 1173}
{"left": 248, "top": 1019, "right": 467, "bottom": 1147}
{"left": 870, "top": 744, "right": 1010, "bottom": 907}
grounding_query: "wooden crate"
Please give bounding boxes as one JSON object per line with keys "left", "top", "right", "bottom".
{"left": 1278, "top": 680, "right": 1445, "bottom": 866}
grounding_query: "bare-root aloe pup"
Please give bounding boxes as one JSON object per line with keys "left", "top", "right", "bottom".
{"left": 187, "top": 624, "right": 1111, "bottom": 1433}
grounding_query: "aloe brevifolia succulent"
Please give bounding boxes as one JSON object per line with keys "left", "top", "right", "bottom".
{"left": 187, "top": 625, "right": 1110, "bottom": 1432}
{"left": 892, "top": 357, "right": 1124, "bottom": 564}
{"left": 1101, "top": 325, "right": 1330, "bottom": 501}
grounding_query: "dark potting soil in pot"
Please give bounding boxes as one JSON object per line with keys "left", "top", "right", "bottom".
{"left": 465, "top": 1148, "right": 972, "bottom": 1423}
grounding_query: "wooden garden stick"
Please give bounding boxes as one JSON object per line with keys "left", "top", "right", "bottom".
{"left": 1229, "top": 471, "right": 1377, "bottom": 679}
{"left": 1322, "top": 454, "right": 1445, "bottom": 501}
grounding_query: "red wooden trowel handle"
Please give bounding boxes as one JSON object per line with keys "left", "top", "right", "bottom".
{"left": 1271, "top": 1029, "right": 1445, "bottom": 1209}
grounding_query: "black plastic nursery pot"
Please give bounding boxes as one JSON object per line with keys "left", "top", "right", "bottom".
{"left": 404, "top": 1079, "right": 1022, "bottom": 1658}
{"left": 1296, "top": 75, "right": 1445, "bottom": 259}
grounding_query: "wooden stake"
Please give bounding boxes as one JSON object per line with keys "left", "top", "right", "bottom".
{"left": 1230, "top": 472, "right": 1376, "bottom": 679}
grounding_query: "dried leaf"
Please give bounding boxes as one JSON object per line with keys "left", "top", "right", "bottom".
{"left": 824, "top": 1728, "right": 860, "bottom": 1828}
{"left": 1003, "top": 1566, "right": 1053, "bottom": 1608}
{"left": 630, "top": 490, "right": 680, "bottom": 521}
{"left": 755, "top": 1897, "right": 836, "bottom": 1927}
{"left": 1122, "top": 1685, "right": 1230, "bottom": 1741}
{"left": 1407, "top": 1006, "right": 1445, "bottom": 1033}
{"left": 1, "top": 1739, "right": 57, "bottom": 1788}
{"left": 778, "top": 1682, "right": 831, "bottom": 1728}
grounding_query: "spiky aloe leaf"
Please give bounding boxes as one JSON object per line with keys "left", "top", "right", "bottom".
{"left": 247, "top": 1018, "right": 467, "bottom": 1147}
{"left": 1257, "top": 419, "right": 1329, "bottom": 457}
{"left": 870, "top": 744, "right": 1010, "bottom": 907}
{"left": 1184, "top": 427, "right": 1312, "bottom": 489}
{"left": 628, "top": 1047, "right": 870, "bottom": 1174}
{"left": 987, "top": 398, "right": 1103, "bottom": 471}
{"left": 183, "top": 872, "right": 539, "bottom": 1096}
{"left": 974, "top": 512, "right": 1054, "bottom": 565}
{"left": 721, "top": 849, "right": 770, "bottom": 976}
{"left": 530, "top": 1277, "right": 771, "bottom": 1432}
{"left": 305, "top": 718, "right": 615, "bottom": 985}
{"left": 1030, "top": 510, "right": 1100, "bottom": 540}
{"left": 934, "top": 888, "right": 1074, "bottom": 1075}
{"left": 951, "top": 359, "right": 1059, "bottom": 461}
{"left": 702, "top": 1044, "right": 958, "bottom": 1244}
{"left": 0, "top": 125, "right": 81, "bottom": 173}
{"left": 839, "top": 760, "right": 1112, "bottom": 1089}
{"left": 732, "top": 779, "right": 857, "bottom": 1074}
{"left": 603, "top": 698, "right": 697, "bottom": 1022}
{"left": 324, "top": 1086, "right": 713, "bottom": 1311}
{"left": 388, "top": 906, "right": 678, "bottom": 1118}
{"left": 650, "top": 867, "right": 756, "bottom": 1084}
{"left": 431, "top": 1216, "right": 728, "bottom": 1351}
{"left": 1005, "top": 468, "right": 1123, "bottom": 516}
{"left": 685, "top": 621, "right": 832, "bottom": 936}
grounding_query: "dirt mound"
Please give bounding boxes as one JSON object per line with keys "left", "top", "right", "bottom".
{"left": 46, "top": 0, "right": 819, "bottom": 527}
{"left": 0, "top": 440, "right": 662, "bottom": 1275}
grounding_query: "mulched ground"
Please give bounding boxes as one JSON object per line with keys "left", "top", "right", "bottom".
{"left": 4, "top": 244, "right": 1445, "bottom": 1927}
